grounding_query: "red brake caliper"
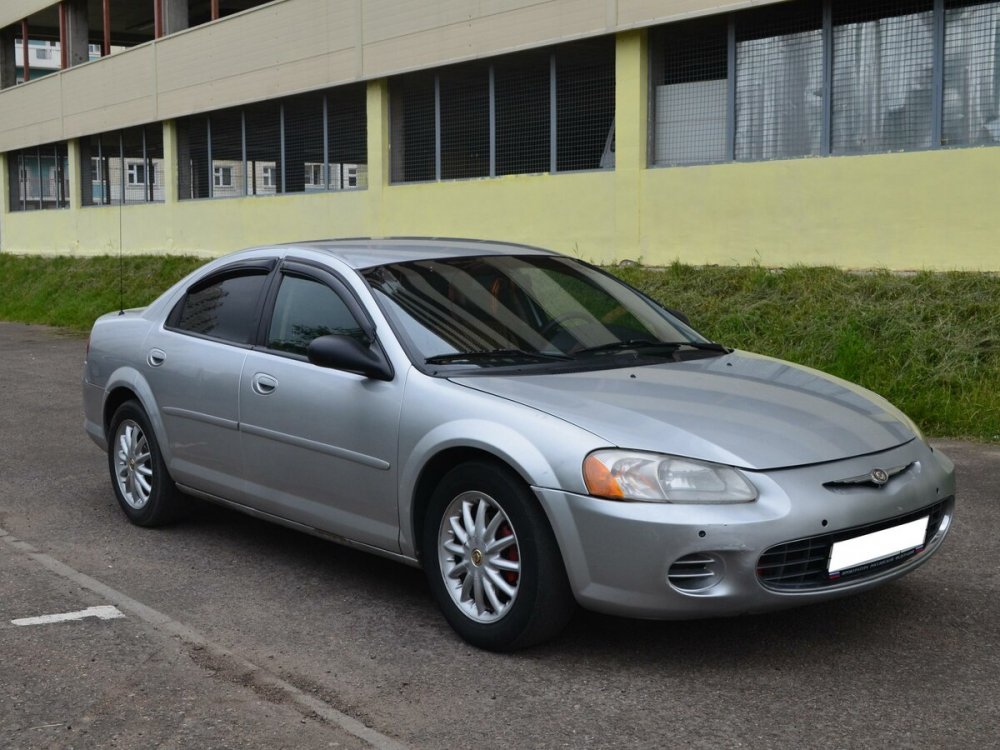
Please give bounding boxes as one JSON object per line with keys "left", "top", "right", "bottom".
{"left": 498, "top": 522, "right": 519, "bottom": 585}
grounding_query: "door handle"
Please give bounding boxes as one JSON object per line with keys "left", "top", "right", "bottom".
{"left": 147, "top": 348, "right": 166, "bottom": 367}
{"left": 251, "top": 373, "right": 278, "bottom": 395}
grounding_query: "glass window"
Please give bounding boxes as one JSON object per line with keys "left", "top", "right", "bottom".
{"left": 439, "top": 64, "right": 490, "bottom": 179}
{"left": 556, "top": 37, "right": 616, "bottom": 171}
{"left": 494, "top": 49, "right": 551, "bottom": 176}
{"left": 390, "top": 72, "right": 437, "bottom": 182}
{"left": 7, "top": 143, "right": 69, "bottom": 212}
{"left": 832, "top": 1, "right": 936, "bottom": 154}
{"left": 652, "top": 17, "right": 730, "bottom": 165}
{"left": 213, "top": 165, "right": 233, "bottom": 188}
{"left": 173, "top": 271, "right": 269, "bottom": 344}
{"left": 943, "top": 0, "right": 1000, "bottom": 146}
{"left": 126, "top": 162, "right": 148, "bottom": 185}
{"left": 267, "top": 275, "right": 365, "bottom": 356}
{"left": 304, "top": 163, "right": 323, "bottom": 186}
{"left": 735, "top": 1, "right": 824, "bottom": 160}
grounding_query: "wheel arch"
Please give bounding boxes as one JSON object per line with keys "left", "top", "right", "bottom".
{"left": 409, "top": 447, "right": 523, "bottom": 564}
{"left": 101, "top": 367, "right": 173, "bottom": 466}
{"left": 399, "top": 415, "right": 593, "bottom": 561}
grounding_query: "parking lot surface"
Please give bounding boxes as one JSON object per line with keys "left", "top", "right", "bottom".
{"left": 1, "top": 322, "right": 998, "bottom": 749}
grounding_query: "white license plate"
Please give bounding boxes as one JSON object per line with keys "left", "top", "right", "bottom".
{"left": 828, "top": 516, "right": 929, "bottom": 576}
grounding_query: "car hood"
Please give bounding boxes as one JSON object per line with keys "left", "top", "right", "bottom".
{"left": 450, "top": 351, "right": 916, "bottom": 471}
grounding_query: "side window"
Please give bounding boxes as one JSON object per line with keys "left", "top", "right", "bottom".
{"left": 173, "top": 271, "right": 269, "bottom": 344}
{"left": 266, "top": 274, "right": 365, "bottom": 356}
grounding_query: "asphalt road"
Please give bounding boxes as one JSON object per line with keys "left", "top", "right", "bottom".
{"left": 1, "top": 321, "right": 998, "bottom": 750}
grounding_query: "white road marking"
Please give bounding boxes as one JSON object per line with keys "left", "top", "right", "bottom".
{"left": 0, "top": 527, "right": 408, "bottom": 750}
{"left": 12, "top": 604, "right": 125, "bottom": 627}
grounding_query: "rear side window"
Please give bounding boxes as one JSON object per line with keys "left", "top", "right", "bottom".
{"left": 267, "top": 274, "right": 365, "bottom": 356}
{"left": 173, "top": 271, "right": 269, "bottom": 344}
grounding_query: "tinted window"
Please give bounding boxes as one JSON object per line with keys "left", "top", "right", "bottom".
{"left": 267, "top": 274, "right": 364, "bottom": 356}
{"left": 174, "top": 271, "right": 268, "bottom": 344}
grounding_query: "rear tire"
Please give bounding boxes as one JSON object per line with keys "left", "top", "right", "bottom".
{"left": 422, "top": 460, "right": 575, "bottom": 651}
{"left": 107, "top": 401, "right": 182, "bottom": 527}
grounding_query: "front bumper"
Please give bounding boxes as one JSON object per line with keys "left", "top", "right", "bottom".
{"left": 535, "top": 440, "right": 955, "bottom": 619}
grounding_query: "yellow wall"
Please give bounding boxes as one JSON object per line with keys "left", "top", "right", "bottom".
{"left": 5, "top": 145, "right": 997, "bottom": 271}
{"left": 0, "top": 189, "right": 370, "bottom": 257}
{"left": 638, "top": 148, "right": 1000, "bottom": 271}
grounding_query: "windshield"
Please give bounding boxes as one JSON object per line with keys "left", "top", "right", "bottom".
{"left": 362, "top": 254, "right": 717, "bottom": 370}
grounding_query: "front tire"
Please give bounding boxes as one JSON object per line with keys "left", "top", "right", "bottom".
{"left": 107, "top": 401, "right": 182, "bottom": 527}
{"left": 422, "top": 460, "right": 575, "bottom": 651}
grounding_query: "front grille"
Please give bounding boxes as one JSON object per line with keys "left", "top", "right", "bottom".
{"left": 757, "top": 499, "right": 949, "bottom": 591}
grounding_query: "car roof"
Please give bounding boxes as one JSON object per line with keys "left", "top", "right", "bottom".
{"left": 258, "top": 237, "right": 561, "bottom": 270}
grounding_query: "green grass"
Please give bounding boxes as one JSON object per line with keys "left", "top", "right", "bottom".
{"left": 0, "top": 254, "right": 997, "bottom": 441}
{"left": 0, "top": 254, "right": 204, "bottom": 330}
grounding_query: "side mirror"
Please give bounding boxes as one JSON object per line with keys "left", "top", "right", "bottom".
{"left": 307, "top": 334, "right": 394, "bottom": 381}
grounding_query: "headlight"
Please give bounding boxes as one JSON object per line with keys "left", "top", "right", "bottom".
{"left": 583, "top": 450, "right": 757, "bottom": 503}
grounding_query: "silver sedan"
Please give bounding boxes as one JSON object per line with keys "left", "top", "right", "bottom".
{"left": 83, "top": 239, "right": 955, "bottom": 650}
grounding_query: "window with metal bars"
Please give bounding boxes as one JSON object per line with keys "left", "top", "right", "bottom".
{"left": 440, "top": 63, "right": 490, "bottom": 180}
{"left": 176, "top": 84, "right": 367, "bottom": 200}
{"left": 178, "top": 115, "right": 210, "bottom": 199}
{"left": 495, "top": 49, "right": 551, "bottom": 176}
{"left": 651, "top": 0, "right": 1000, "bottom": 165}
{"left": 737, "top": 2, "right": 824, "bottom": 160}
{"left": 81, "top": 125, "right": 164, "bottom": 206}
{"left": 832, "top": 0, "right": 936, "bottom": 154}
{"left": 943, "top": 0, "right": 1000, "bottom": 146}
{"left": 652, "top": 16, "right": 729, "bottom": 165}
{"left": 7, "top": 142, "right": 69, "bottom": 212}
{"left": 389, "top": 37, "right": 615, "bottom": 183}
{"left": 244, "top": 102, "right": 280, "bottom": 196}
{"left": 557, "top": 37, "right": 616, "bottom": 171}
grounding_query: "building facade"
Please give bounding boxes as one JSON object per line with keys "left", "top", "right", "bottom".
{"left": 0, "top": 0, "right": 998, "bottom": 269}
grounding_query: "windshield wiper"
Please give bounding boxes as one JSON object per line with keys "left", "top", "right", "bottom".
{"left": 573, "top": 339, "right": 731, "bottom": 357}
{"left": 425, "top": 348, "right": 572, "bottom": 365}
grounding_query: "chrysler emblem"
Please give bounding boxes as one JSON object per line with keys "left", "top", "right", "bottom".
{"left": 870, "top": 468, "right": 889, "bottom": 486}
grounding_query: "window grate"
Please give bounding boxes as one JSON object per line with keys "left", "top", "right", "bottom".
{"left": 652, "top": 17, "right": 730, "bottom": 165}
{"left": 177, "top": 85, "right": 367, "bottom": 200}
{"left": 736, "top": 0, "right": 824, "bottom": 160}
{"left": 943, "top": 0, "right": 1000, "bottom": 146}
{"left": 390, "top": 73, "right": 436, "bottom": 183}
{"left": 556, "top": 37, "right": 616, "bottom": 171}
{"left": 440, "top": 64, "right": 490, "bottom": 180}
{"left": 8, "top": 142, "right": 69, "bottom": 212}
{"left": 389, "top": 38, "right": 615, "bottom": 183}
{"left": 651, "top": 0, "right": 1000, "bottom": 164}
{"left": 327, "top": 84, "right": 368, "bottom": 190}
{"left": 244, "top": 102, "right": 281, "bottom": 196}
{"left": 832, "top": 0, "right": 936, "bottom": 155}
{"left": 495, "top": 50, "right": 551, "bottom": 176}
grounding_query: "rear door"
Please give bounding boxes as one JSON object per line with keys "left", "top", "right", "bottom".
{"left": 238, "top": 261, "right": 405, "bottom": 552}
{"left": 144, "top": 260, "right": 274, "bottom": 499}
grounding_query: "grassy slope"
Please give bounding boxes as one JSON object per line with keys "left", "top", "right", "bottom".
{"left": 0, "top": 254, "right": 996, "bottom": 441}
{"left": 0, "top": 255, "right": 205, "bottom": 329}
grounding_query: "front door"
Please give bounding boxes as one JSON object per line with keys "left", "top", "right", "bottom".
{"left": 238, "top": 266, "right": 405, "bottom": 552}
